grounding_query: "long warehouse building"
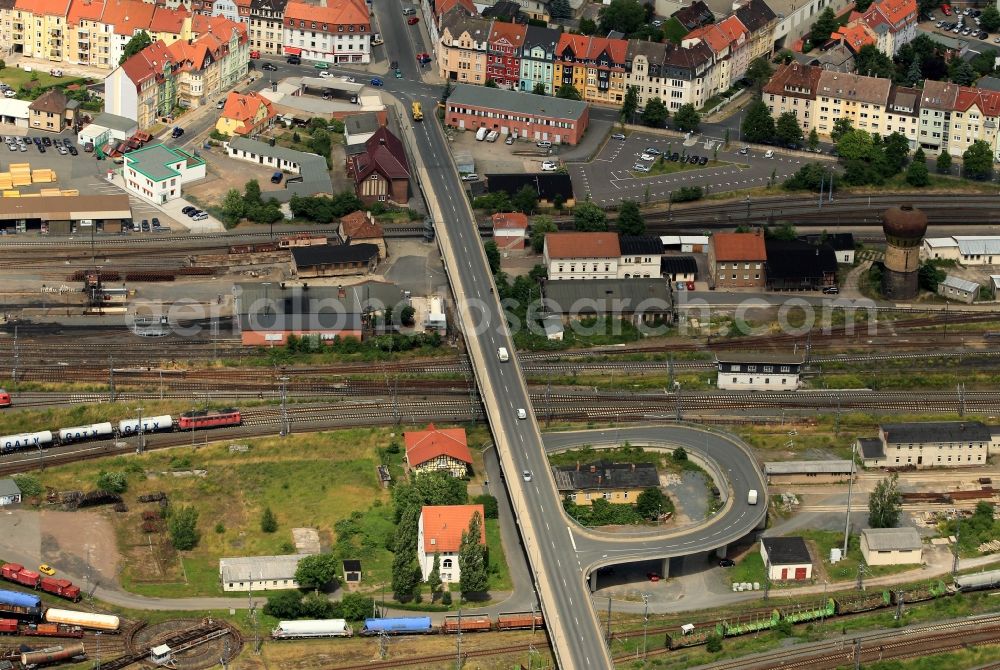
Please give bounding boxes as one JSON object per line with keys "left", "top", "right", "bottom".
{"left": 0, "top": 194, "right": 133, "bottom": 234}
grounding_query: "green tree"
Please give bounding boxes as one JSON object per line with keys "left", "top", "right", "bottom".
{"left": 963, "top": 140, "right": 994, "bottom": 180}
{"left": 579, "top": 17, "right": 598, "bottom": 34}
{"left": 391, "top": 506, "right": 422, "bottom": 601}
{"left": 636, "top": 487, "right": 666, "bottom": 520}
{"left": 472, "top": 494, "right": 499, "bottom": 519}
{"left": 427, "top": 553, "right": 443, "bottom": 595}
{"left": 441, "top": 80, "right": 454, "bottom": 103}
{"left": 484, "top": 240, "right": 502, "bottom": 274}
{"left": 12, "top": 474, "right": 41, "bottom": 497}
{"left": 919, "top": 262, "right": 946, "bottom": 291}
{"left": 854, "top": 0, "right": 873, "bottom": 10}
{"left": 774, "top": 111, "right": 803, "bottom": 147}
{"left": 512, "top": 184, "right": 539, "bottom": 214}
{"left": 599, "top": 0, "right": 646, "bottom": 35}
{"left": 905, "top": 57, "right": 923, "bottom": 87}
{"left": 809, "top": 8, "right": 838, "bottom": 46}
{"left": 801, "top": 128, "right": 819, "bottom": 153}
{"left": 641, "top": 97, "right": 669, "bottom": 127}
{"left": 672, "top": 103, "right": 701, "bottom": 132}
{"left": 484, "top": 78, "right": 499, "bottom": 88}
{"left": 906, "top": 147, "right": 930, "bottom": 187}
{"left": 573, "top": 201, "right": 607, "bottom": 231}
{"left": 830, "top": 117, "right": 854, "bottom": 143}
{"left": 836, "top": 129, "right": 874, "bottom": 161}
{"left": 621, "top": 85, "right": 639, "bottom": 123}
{"left": 96, "top": 470, "right": 128, "bottom": 494}
{"left": 616, "top": 199, "right": 645, "bottom": 235}
{"left": 854, "top": 44, "right": 895, "bottom": 79}
{"left": 936, "top": 149, "right": 952, "bottom": 174}
{"left": 168, "top": 506, "right": 200, "bottom": 550}
{"left": 244, "top": 179, "right": 262, "bottom": 205}
{"left": 706, "top": 633, "right": 723, "bottom": 653}
{"left": 400, "top": 304, "right": 416, "bottom": 326}
{"left": 556, "top": 83, "right": 583, "bottom": 100}
{"left": 746, "top": 57, "right": 773, "bottom": 94}
{"left": 295, "top": 553, "right": 340, "bottom": 590}
{"left": 673, "top": 447, "right": 688, "bottom": 461}
{"left": 221, "top": 188, "right": 246, "bottom": 225}
{"left": 741, "top": 99, "right": 775, "bottom": 144}
{"left": 529, "top": 215, "right": 557, "bottom": 253}
{"left": 784, "top": 163, "right": 833, "bottom": 191}
{"left": 868, "top": 473, "right": 902, "bottom": 528}
{"left": 119, "top": 31, "right": 152, "bottom": 64}
{"left": 300, "top": 591, "right": 335, "bottom": 618}
{"left": 263, "top": 591, "right": 303, "bottom": 618}
{"left": 261, "top": 506, "right": 278, "bottom": 533}
{"left": 549, "top": 0, "right": 572, "bottom": 18}
{"left": 341, "top": 593, "right": 376, "bottom": 621}
{"left": 982, "top": 4, "right": 1000, "bottom": 32}
{"left": 949, "top": 58, "right": 977, "bottom": 86}
{"left": 532, "top": 82, "right": 547, "bottom": 95}
{"left": 458, "top": 511, "right": 488, "bottom": 596}
{"left": 883, "top": 132, "right": 910, "bottom": 175}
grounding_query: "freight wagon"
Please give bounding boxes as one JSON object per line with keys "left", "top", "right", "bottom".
{"left": 19, "top": 623, "right": 84, "bottom": 638}
{"left": 954, "top": 569, "right": 1000, "bottom": 592}
{"left": 20, "top": 642, "right": 86, "bottom": 668}
{"left": 360, "top": 617, "right": 434, "bottom": 635}
{"left": 271, "top": 619, "right": 352, "bottom": 639}
{"left": 496, "top": 612, "right": 545, "bottom": 631}
{"left": 44, "top": 609, "right": 119, "bottom": 632}
{"left": 0, "top": 432, "right": 53, "bottom": 452}
{"left": 441, "top": 615, "right": 491, "bottom": 633}
{"left": 2, "top": 564, "right": 82, "bottom": 602}
{"left": 57, "top": 423, "right": 114, "bottom": 444}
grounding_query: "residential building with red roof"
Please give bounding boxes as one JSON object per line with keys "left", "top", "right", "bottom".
{"left": 708, "top": 229, "right": 767, "bottom": 288}
{"left": 948, "top": 86, "right": 1000, "bottom": 162}
{"left": 828, "top": 21, "right": 876, "bottom": 55}
{"left": 338, "top": 210, "right": 387, "bottom": 259}
{"left": 492, "top": 212, "right": 528, "bottom": 250}
{"left": 486, "top": 21, "right": 526, "bottom": 89}
{"left": 763, "top": 62, "right": 822, "bottom": 134}
{"left": 215, "top": 90, "right": 274, "bottom": 137}
{"left": 682, "top": 24, "right": 731, "bottom": 94}
{"left": 554, "top": 34, "right": 629, "bottom": 105}
{"left": 717, "top": 15, "right": 751, "bottom": 84}
{"left": 13, "top": 0, "right": 72, "bottom": 62}
{"left": 65, "top": 0, "right": 106, "bottom": 67}
{"left": 544, "top": 232, "right": 621, "bottom": 280}
{"left": 282, "top": 0, "right": 371, "bottom": 65}
{"left": 105, "top": 17, "right": 248, "bottom": 128}
{"left": 346, "top": 126, "right": 410, "bottom": 205}
{"left": 417, "top": 504, "right": 486, "bottom": 583}
{"left": 855, "top": 0, "right": 917, "bottom": 56}
{"left": 404, "top": 424, "right": 472, "bottom": 477}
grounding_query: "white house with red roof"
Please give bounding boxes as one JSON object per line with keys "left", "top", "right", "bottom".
{"left": 404, "top": 423, "right": 472, "bottom": 478}
{"left": 282, "top": 0, "right": 371, "bottom": 64}
{"left": 852, "top": 0, "right": 917, "bottom": 56}
{"left": 215, "top": 91, "right": 274, "bottom": 137}
{"left": 491, "top": 212, "right": 527, "bottom": 250}
{"left": 417, "top": 504, "right": 485, "bottom": 583}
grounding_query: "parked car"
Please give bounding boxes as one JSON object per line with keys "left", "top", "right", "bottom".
{"left": 644, "top": 146, "right": 661, "bottom": 155}
{"left": 186, "top": 209, "right": 202, "bottom": 218}
{"left": 640, "top": 152, "right": 655, "bottom": 160}
{"left": 646, "top": 572, "right": 661, "bottom": 582}
{"left": 739, "top": 146, "right": 750, "bottom": 155}
{"left": 340, "top": 75, "right": 356, "bottom": 82}
{"left": 41, "top": 137, "right": 51, "bottom": 146}
{"left": 416, "top": 52, "right": 431, "bottom": 63}
{"left": 719, "top": 559, "right": 735, "bottom": 568}
{"left": 38, "top": 565, "right": 56, "bottom": 576}
{"left": 271, "top": 171, "right": 284, "bottom": 184}
{"left": 151, "top": 217, "right": 160, "bottom": 228}
{"left": 541, "top": 160, "right": 558, "bottom": 171}
{"left": 688, "top": 154, "right": 699, "bottom": 163}
{"left": 764, "top": 149, "right": 774, "bottom": 158}
{"left": 941, "top": 3, "right": 951, "bottom": 15}
{"left": 286, "top": 55, "right": 301, "bottom": 64}
{"left": 250, "top": 50, "right": 260, "bottom": 59}
{"left": 141, "top": 220, "right": 150, "bottom": 232}
{"left": 3, "top": 89, "right": 15, "bottom": 98}
{"left": 402, "top": 6, "right": 416, "bottom": 14}
{"left": 192, "top": 212, "right": 209, "bottom": 221}
{"left": 611, "top": 132, "right": 626, "bottom": 140}
{"left": 407, "top": 15, "right": 419, "bottom": 24}
{"left": 699, "top": 156, "right": 708, "bottom": 165}
{"left": 318, "top": 71, "right": 335, "bottom": 78}
{"left": 823, "top": 286, "right": 840, "bottom": 294}
{"left": 216, "top": 99, "right": 225, "bottom": 108}
{"left": 370, "top": 77, "right": 383, "bottom": 87}
{"left": 171, "top": 126, "right": 184, "bottom": 138}
{"left": 181, "top": 206, "right": 196, "bottom": 215}
{"left": 505, "top": 135, "right": 515, "bottom": 145}
{"left": 669, "top": 153, "right": 679, "bottom": 161}
{"left": 262, "top": 62, "right": 278, "bottom": 71}
{"left": 633, "top": 162, "right": 650, "bottom": 172}
{"left": 461, "top": 173, "right": 479, "bottom": 181}
{"left": 536, "top": 140, "right": 552, "bottom": 148}
{"left": 313, "top": 61, "right": 329, "bottom": 70}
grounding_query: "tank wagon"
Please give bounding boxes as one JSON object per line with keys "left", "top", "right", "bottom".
{"left": 44, "top": 609, "right": 120, "bottom": 632}
{"left": 361, "top": 617, "right": 434, "bottom": 635}
{"left": 271, "top": 619, "right": 352, "bottom": 639}
{"left": 20, "top": 642, "right": 86, "bottom": 668}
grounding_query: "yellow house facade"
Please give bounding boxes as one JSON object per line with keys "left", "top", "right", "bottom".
{"left": 14, "top": 0, "right": 72, "bottom": 62}
{"left": 552, "top": 462, "right": 661, "bottom": 508}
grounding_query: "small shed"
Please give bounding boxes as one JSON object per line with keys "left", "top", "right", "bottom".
{"left": 760, "top": 537, "right": 813, "bottom": 581}
{"left": 542, "top": 315, "right": 564, "bottom": 341}
{"left": 150, "top": 644, "right": 172, "bottom": 665}
{"left": 0, "top": 479, "right": 22, "bottom": 506}
{"left": 343, "top": 560, "right": 362, "bottom": 585}
{"left": 938, "top": 275, "right": 979, "bottom": 304}
{"left": 861, "top": 527, "right": 922, "bottom": 566}
{"left": 764, "top": 460, "right": 854, "bottom": 485}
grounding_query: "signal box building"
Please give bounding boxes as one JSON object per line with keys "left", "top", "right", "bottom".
{"left": 715, "top": 352, "right": 804, "bottom": 391}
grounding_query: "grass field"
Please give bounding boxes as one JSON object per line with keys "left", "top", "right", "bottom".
{"left": 0, "top": 67, "right": 88, "bottom": 96}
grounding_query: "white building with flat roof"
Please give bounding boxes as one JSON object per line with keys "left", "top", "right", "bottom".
{"left": 219, "top": 555, "right": 307, "bottom": 591}
{"left": 861, "top": 527, "right": 923, "bottom": 566}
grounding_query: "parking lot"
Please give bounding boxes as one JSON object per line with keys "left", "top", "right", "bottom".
{"left": 0, "top": 127, "right": 193, "bottom": 234}
{"left": 928, "top": 5, "right": 998, "bottom": 43}
{"left": 569, "top": 130, "right": 810, "bottom": 206}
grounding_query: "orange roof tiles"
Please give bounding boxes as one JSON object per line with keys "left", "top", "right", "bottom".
{"left": 489, "top": 20, "right": 527, "bottom": 49}
{"left": 221, "top": 91, "right": 274, "bottom": 134}
{"left": 556, "top": 34, "right": 627, "bottom": 68}
{"left": 421, "top": 504, "right": 486, "bottom": 553}
{"left": 685, "top": 24, "right": 730, "bottom": 54}
{"left": 717, "top": 15, "right": 750, "bottom": 44}
{"left": 405, "top": 423, "right": 472, "bottom": 469}
{"left": 545, "top": 232, "right": 621, "bottom": 259}
{"left": 102, "top": 0, "right": 156, "bottom": 36}
{"left": 492, "top": 212, "right": 528, "bottom": 230}
{"left": 864, "top": 0, "right": 917, "bottom": 27}
{"left": 340, "top": 210, "right": 384, "bottom": 240}
{"left": 120, "top": 38, "right": 176, "bottom": 87}
{"left": 435, "top": 0, "right": 476, "bottom": 17}
{"left": 284, "top": 0, "right": 370, "bottom": 29}
{"left": 954, "top": 86, "right": 1000, "bottom": 117}
{"left": 67, "top": 0, "right": 106, "bottom": 25}
{"left": 762, "top": 62, "right": 822, "bottom": 100}
{"left": 149, "top": 5, "right": 188, "bottom": 34}
{"left": 832, "top": 22, "right": 875, "bottom": 50}
{"left": 14, "top": 0, "right": 70, "bottom": 15}
{"left": 711, "top": 231, "right": 766, "bottom": 261}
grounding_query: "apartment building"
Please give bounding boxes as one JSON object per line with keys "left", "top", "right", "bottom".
{"left": 733, "top": 0, "right": 776, "bottom": 60}
{"left": 486, "top": 20, "right": 525, "bottom": 89}
{"left": 553, "top": 34, "right": 629, "bottom": 105}
{"left": 884, "top": 84, "right": 920, "bottom": 146}
{"left": 855, "top": 0, "right": 917, "bottom": 56}
{"left": 0, "top": 0, "right": 14, "bottom": 58}
{"left": 248, "top": 0, "right": 286, "bottom": 55}
{"left": 543, "top": 232, "right": 663, "bottom": 280}
{"left": 708, "top": 229, "right": 766, "bottom": 288}
{"left": 437, "top": 8, "right": 490, "bottom": 85}
{"left": 282, "top": 0, "right": 371, "bottom": 65}
{"left": 717, "top": 15, "right": 751, "bottom": 84}
{"left": 105, "top": 18, "right": 248, "bottom": 128}
{"left": 815, "top": 70, "right": 892, "bottom": 135}
{"left": 518, "top": 24, "right": 558, "bottom": 94}
{"left": 13, "top": 0, "right": 71, "bottom": 62}
{"left": 65, "top": 0, "right": 106, "bottom": 67}
{"left": 946, "top": 87, "right": 1000, "bottom": 161}
{"left": 763, "top": 62, "right": 821, "bottom": 133}
{"left": 917, "top": 79, "right": 959, "bottom": 155}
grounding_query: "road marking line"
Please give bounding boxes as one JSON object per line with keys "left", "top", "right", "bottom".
{"left": 568, "top": 527, "right": 578, "bottom": 552}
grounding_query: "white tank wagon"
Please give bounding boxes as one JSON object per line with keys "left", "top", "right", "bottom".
{"left": 954, "top": 569, "right": 1000, "bottom": 592}
{"left": 117, "top": 415, "right": 173, "bottom": 436}
{"left": 58, "top": 423, "right": 114, "bottom": 443}
{"left": 0, "top": 431, "right": 53, "bottom": 453}
{"left": 44, "top": 608, "right": 121, "bottom": 631}
{"left": 271, "top": 619, "right": 353, "bottom": 639}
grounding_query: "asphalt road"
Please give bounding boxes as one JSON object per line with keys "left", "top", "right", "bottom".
{"left": 544, "top": 427, "right": 767, "bottom": 571}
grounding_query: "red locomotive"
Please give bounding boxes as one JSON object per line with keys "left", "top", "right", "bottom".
{"left": 0, "top": 389, "right": 10, "bottom": 408}
{"left": 177, "top": 408, "right": 242, "bottom": 431}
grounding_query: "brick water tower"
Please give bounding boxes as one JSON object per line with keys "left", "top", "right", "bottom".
{"left": 881, "top": 205, "right": 927, "bottom": 300}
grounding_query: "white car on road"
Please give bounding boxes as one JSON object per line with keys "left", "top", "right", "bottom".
{"left": 764, "top": 150, "right": 774, "bottom": 158}
{"left": 541, "top": 160, "right": 558, "bottom": 171}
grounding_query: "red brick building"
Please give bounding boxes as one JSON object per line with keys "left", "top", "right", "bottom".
{"left": 708, "top": 229, "right": 767, "bottom": 289}
{"left": 347, "top": 127, "right": 410, "bottom": 205}
{"left": 445, "top": 83, "right": 589, "bottom": 145}
{"left": 487, "top": 21, "right": 527, "bottom": 89}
